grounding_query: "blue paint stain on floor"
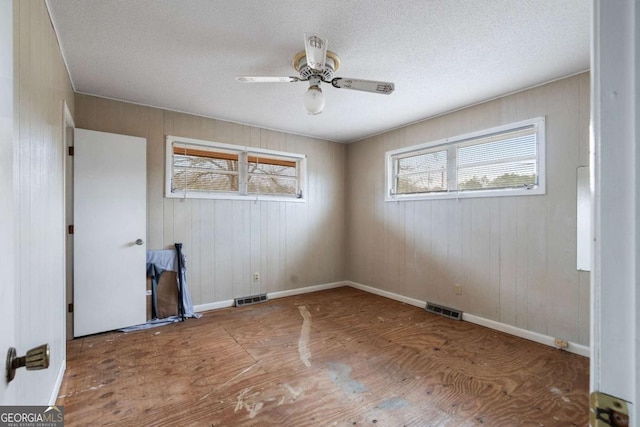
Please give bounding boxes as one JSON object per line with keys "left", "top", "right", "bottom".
{"left": 327, "top": 362, "right": 367, "bottom": 395}
{"left": 376, "top": 397, "right": 409, "bottom": 410}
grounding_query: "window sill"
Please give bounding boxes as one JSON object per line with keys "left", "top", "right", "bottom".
{"left": 166, "top": 191, "right": 307, "bottom": 203}
{"left": 385, "top": 186, "right": 545, "bottom": 202}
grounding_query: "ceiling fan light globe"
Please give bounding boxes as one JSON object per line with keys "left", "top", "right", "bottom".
{"left": 303, "top": 86, "right": 325, "bottom": 115}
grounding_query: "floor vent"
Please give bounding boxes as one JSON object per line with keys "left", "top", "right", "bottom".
{"left": 235, "top": 294, "right": 268, "bottom": 307}
{"left": 425, "top": 302, "right": 462, "bottom": 321}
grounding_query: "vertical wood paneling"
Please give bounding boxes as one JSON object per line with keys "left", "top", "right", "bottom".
{"left": 231, "top": 200, "right": 246, "bottom": 297}
{"left": 14, "top": 0, "right": 75, "bottom": 403}
{"left": 498, "top": 198, "right": 517, "bottom": 325}
{"left": 213, "top": 201, "right": 234, "bottom": 300}
{"left": 545, "top": 78, "right": 581, "bottom": 340}
{"left": 198, "top": 202, "right": 215, "bottom": 304}
{"left": 146, "top": 108, "right": 164, "bottom": 249}
{"left": 404, "top": 201, "right": 417, "bottom": 298}
{"left": 430, "top": 200, "right": 449, "bottom": 303}
{"left": 515, "top": 197, "right": 530, "bottom": 329}
{"left": 412, "top": 201, "right": 432, "bottom": 302}
{"left": 489, "top": 201, "right": 501, "bottom": 320}
{"left": 346, "top": 73, "right": 590, "bottom": 346}
{"left": 249, "top": 201, "right": 261, "bottom": 296}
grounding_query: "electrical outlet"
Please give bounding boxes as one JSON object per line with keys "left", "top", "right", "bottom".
{"left": 253, "top": 272, "right": 260, "bottom": 283}
{"left": 454, "top": 284, "right": 462, "bottom": 295}
{"left": 554, "top": 338, "right": 569, "bottom": 350}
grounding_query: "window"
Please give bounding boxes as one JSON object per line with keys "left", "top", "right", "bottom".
{"left": 166, "top": 136, "right": 306, "bottom": 201}
{"left": 386, "top": 117, "right": 545, "bottom": 200}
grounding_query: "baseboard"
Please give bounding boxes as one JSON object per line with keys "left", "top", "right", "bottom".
{"left": 193, "top": 281, "right": 348, "bottom": 313}
{"left": 347, "top": 281, "right": 426, "bottom": 309}
{"left": 267, "top": 281, "right": 346, "bottom": 300}
{"left": 49, "top": 360, "right": 66, "bottom": 406}
{"left": 345, "top": 281, "right": 590, "bottom": 357}
{"left": 461, "top": 313, "right": 590, "bottom": 358}
{"left": 194, "top": 299, "right": 235, "bottom": 312}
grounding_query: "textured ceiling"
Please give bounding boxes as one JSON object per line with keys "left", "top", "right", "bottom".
{"left": 46, "top": 0, "right": 591, "bottom": 143}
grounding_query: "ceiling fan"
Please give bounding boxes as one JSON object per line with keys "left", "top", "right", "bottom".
{"left": 236, "top": 33, "right": 395, "bottom": 115}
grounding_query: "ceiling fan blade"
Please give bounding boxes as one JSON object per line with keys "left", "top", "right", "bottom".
{"left": 304, "top": 33, "right": 327, "bottom": 71}
{"left": 236, "top": 76, "right": 299, "bottom": 83}
{"left": 331, "top": 78, "right": 395, "bottom": 95}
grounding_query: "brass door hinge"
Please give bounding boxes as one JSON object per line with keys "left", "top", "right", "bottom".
{"left": 590, "top": 391, "right": 629, "bottom": 426}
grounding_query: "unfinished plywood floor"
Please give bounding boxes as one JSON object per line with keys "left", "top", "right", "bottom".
{"left": 57, "top": 287, "right": 588, "bottom": 426}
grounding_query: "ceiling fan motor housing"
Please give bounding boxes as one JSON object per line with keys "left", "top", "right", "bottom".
{"left": 293, "top": 51, "right": 338, "bottom": 82}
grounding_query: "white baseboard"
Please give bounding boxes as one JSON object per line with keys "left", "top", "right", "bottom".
{"left": 267, "top": 281, "right": 346, "bottom": 300}
{"left": 194, "top": 299, "right": 235, "bottom": 312}
{"left": 347, "top": 281, "right": 426, "bottom": 309}
{"left": 461, "top": 313, "right": 590, "bottom": 358}
{"left": 345, "top": 280, "right": 590, "bottom": 358}
{"left": 49, "top": 360, "right": 66, "bottom": 406}
{"left": 193, "top": 281, "right": 347, "bottom": 313}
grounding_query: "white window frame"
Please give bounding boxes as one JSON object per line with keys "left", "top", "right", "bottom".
{"left": 385, "top": 117, "right": 546, "bottom": 201}
{"left": 165, "top": 135, "right": 307, "bottom": 202}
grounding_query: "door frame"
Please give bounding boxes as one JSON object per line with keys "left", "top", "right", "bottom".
{"left": 63, "top": 102, "right": 74, "bottom": 340}
{"left": 590, "top": 0, "right": 638, "bottom": 417}
{"left": 0, "top": 0, "right": 15, "bottom": 405}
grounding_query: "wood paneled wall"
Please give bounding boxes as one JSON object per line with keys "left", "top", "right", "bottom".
{"left": 346, "top": 73, "right": 591, "bottom": 346}
{"left": 13, "top": 0, "right": 75, "bottom": 403}
{"left": 74, "top": 94, "right": 347, "bottom": 305}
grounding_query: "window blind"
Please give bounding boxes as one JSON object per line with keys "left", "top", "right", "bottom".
{"left": 394, "top": 149, "right": 448, "bottom": 194}
{"left": 172, "top": 144, "right": 240, "bottom": 192}
{"left": 456, "top": 127, "right": 537, "bottom": 191}
{"left": 247, "top": 154, "right": 298, "bottom": 195}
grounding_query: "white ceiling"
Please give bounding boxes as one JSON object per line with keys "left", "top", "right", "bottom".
{"left": 46, "top": 0, "right": 591, "bottom": 143}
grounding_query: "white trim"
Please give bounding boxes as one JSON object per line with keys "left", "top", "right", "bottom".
{"left": 49, "top": 360, "right": 66, "bottom": 406}
{"left": 347, "top": 281, "right": 425, "bottom": 308}
{"left": 385, "top": 116, "right": 546, "bottom": 202}
{"left": 462, "top": 313, "right": 590, "bottom": 358}
{"left": 193, "top": 299, "right": 235, "bottom": 312}
{"left": 267, "top": 281, "right": 346, "bottom": 300}
{"left": 193, "top": 281, "right": 348, "bottom": 313}
{"left": 346, "top": 281, "right": 589, "bottom": 357}
{"left": 44, "top": 1, "right": 76, "bottom": 92}
{"left": 590, "top": 0, "right": 638, "bottom": 407}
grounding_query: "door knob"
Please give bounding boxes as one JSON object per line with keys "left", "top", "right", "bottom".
{"left": 135, "top": 238, "right": 144, "bottom": 245}
{"left": 6, "top": 344, "right": 50, "bottom": 383}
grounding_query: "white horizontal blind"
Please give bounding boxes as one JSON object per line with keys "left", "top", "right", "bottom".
{"left": 456, "top": 127, "right": 537, "bottom": 191}
{"left": 247, "top": 154, "right": 299, "bottom": 196}
{"left": 172, "top": 144, "right": 240, "bottom": 193}
{"left": 394, "top": 149, "right": 448, "bottom": 194}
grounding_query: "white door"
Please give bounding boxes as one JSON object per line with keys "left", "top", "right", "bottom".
{"left": 73, "top": 129, "right": 147, "bottom": 337}
{"left": 0, "top": 0, "right": 15, "bottom": 404}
